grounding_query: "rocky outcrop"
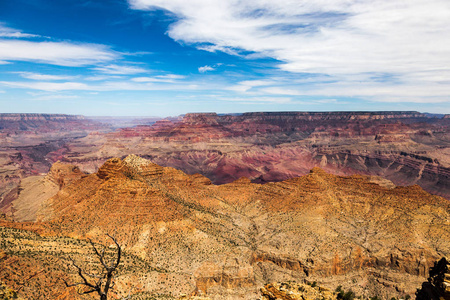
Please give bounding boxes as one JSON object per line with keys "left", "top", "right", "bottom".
{"left": 417, "top": 257, "right": 450, "bottom": 300}
{"left": 0, "top": 111, "right": 449, "bottom": 298}
{"left": 251, "top": 252, "right": 310, "bottom": 275}
{"left": 0, "top": 113, "right": 110, "bottom": 217}
{"left": 53, "top": 111, "right": 449, "bottom": 200}
{"left": 0, "top": 113, "right": 93, "bottom": 133}
{"left": 0, "top": 113, "right": 85, "bottom": 121}
{"left": 20, "top": 156, "right": 450, "bottom": 299}
{"left": 112, "top": 111, "right": 430, "bottom": 140}
{"left": 193, "top": 261, "right": 255, "bottom": 295}
{"left": 260, "top": 282, "right": 337, "bottom": 300}
{"left": 2, "top": 111, "right": 447, "bottom": 201}
{"left": 45, "top": 161, "right": 85, "bottom": 188}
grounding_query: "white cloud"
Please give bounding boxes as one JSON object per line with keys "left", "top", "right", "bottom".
{"left": 0, "top": 40, "right": 117, "bottom": 66}
{"left": 131, "top": 74, "right": 185, "bottom": 82}
{"left": 84, "top": 75, "right": 123, "bottom": 81}
{"left": 0, "top": 32, "right": 39, "bottom": 38}
{"left": 129, "top": 0, "right": 450, "bottom": 101}
{"left": 0, "top": 81, "right": 91, "bottom": 92}
{"left": 198, "top": 65, "right": 215, "bottom": 73}
{"left": 0, "top": 23, "right": 40, "bottom": 38}
{"left": 158, "top": 74, "right": 186, "bottom": 80}
{"left": 17, "top": 72, "right": 77, "bottom": 81}
{"left": 257, "top": 80, "right": 450, "bottom": 103}
{"left": 93, "top": 64, "right": 148, "bottom": 75}
{"left": 198, "top": 45, "right": 240, "bottom": 56}
{"left": 0, "top": 79, "right": 200, "bottom": 92}
{"left": 228, "top": 79, "right": 276, "bottom": 92}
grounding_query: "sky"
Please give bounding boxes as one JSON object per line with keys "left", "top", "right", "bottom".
{"left": 0, "top": 0, "right": 449, "bottom": 117}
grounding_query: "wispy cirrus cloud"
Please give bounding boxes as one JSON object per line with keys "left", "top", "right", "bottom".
{"left": 84, "top": 75, "right": 123, "bottom": 81}
{"left": 0, "top": 81, "right": 91, "bottom": 92}
{"left": 131, "top": 74, "right": 185, "bottom": 82}
{"left": 16, "top": 72, "right": 77, "bottom": 81}
{"left": 228, "top": 79, "right": 277, "bottom": 93}
{"left": 0, "top": 79, "right": 197, "bottom": 92}
{"left": 129, "top": 0, "right": 450, "bottom": 103}
{"left": 0, "top": 40, "right": 117, "bottom": 66}
{"left": 198, "top": 62, "right": 224, "bottom": 73}
{"left": 0, "top": 23, "right": 118, "bottom": 67}
{"left": 93, "top": 64, "right": 148, "bottom": 75}
{"left": 128, "top": 0, "right": 450, "bottom": 75}
{"left": 0, "top": 23, "right": 41, "bottom": 38}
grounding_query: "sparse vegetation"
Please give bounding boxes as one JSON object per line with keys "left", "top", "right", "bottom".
{"left": 0, "top": 226, "right": 158, "bottom": 299}
{"left": 336, "top": 285, "right": 355, "bottom": 300}
{"left": 63, "top": 234, "right": 122, "bottom": 300}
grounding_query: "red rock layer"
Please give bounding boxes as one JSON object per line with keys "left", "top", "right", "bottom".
{"left": 26, "top": 156, "right": 450, "bottom": 298}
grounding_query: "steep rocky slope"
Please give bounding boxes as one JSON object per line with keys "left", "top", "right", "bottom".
{"left": 3, "top": 155, "right": 448, "bottom": 299}
{"left": 416, "top": 257, "right": 450, "bottom": 300}
{"left": 1, "top": 111, "right": 448, "bottom": 213}
{"left": 0, "top": 225, "right": 161, "bottom": 299}
{"left": 0, "top": 114, "right": 110, "bottom": 217}
{"left": 49, "top": 112, "right": 450, "bottom": 200}
{"left": 260, "top": 282, "right": 337, "bottom": 300}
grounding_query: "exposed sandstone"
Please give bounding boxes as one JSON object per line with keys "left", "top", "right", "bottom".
{"left": 2, "top": 112, "right": 448, "bottom": 201}
{"left": 49, "top": 111, "right": 450, "bottom": 200}
{"left": 416, "top": 257, "right": 450, "bottom": 300}
{"left": 45, "top": 161, "right": 86, "bottom": 188}
{"left": 260, "top": 282, "right": 337, "bottom": 300}
{"left": 0, "top": 113, "right": 110, "bottom": 217}
{"left": 18, "top": 156, "right": 449, "bottom": 299}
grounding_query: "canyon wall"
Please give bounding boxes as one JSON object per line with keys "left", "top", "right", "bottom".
{"left": 51, "top": 111, "right": 449, "bottom": 200}
{"left": 2, "top": 156, "right": 449, "bottom": 299}
{"left": 0, "top": 113, "right": 109, "bottom": 216}
{"left": 1, "top": 111, "right": 449, "bottom": 219}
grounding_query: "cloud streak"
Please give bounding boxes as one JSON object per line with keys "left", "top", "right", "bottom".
{"left": 198, "top": 65, "right": 215, "bottom": 73}
{"left": 129, "top": 0, "right": 450, "bottom": 102}
{"left": 0, "top": 78, "right": 197, "bottom": 92}
{"left": 0, "top": 40, "right": 117, "bottom": 66}
{"left": 0, "top": 23, "right": 41, "bottom": 38}
{"left": 17, "top": 72, "right": 77, "bottom": 81}
{"left": 93, "top": 64, "right": 148, "bottom": 75}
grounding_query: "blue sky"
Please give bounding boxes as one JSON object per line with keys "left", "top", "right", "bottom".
{"left": 0, "top": 0, "right": 449, "bottom": 116}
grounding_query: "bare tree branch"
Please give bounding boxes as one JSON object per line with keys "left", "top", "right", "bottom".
{"left": 89, "top": 238, "right": 109, "bottom": 270}
{"left": 107, "top": 234, "right": 122, "bottom": 270}
{"left": 64, "top": 234, "right": 122, "bottom": 300}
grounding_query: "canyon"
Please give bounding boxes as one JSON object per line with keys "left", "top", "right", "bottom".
{"left": 0, "top": 155, "right": 449, "bottom": 299}
{"left": 0, "top": 112, "right": 449, "bottom": 299}
{"left": 1, "top": 111, "right": 449, "bottom": 212}
{"left": 3, "top": 111, "right": 447, "bottom": 205}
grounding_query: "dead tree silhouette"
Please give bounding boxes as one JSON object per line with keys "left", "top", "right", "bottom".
{"left": 63, "top": 234, "right": 122, "bottom": 300}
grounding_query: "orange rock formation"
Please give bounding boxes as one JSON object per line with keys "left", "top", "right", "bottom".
{"left": 4, "top": 155, "right": 442, "bottom": 299}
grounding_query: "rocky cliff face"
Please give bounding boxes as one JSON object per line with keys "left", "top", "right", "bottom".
{"left": 1, "top": 112, "right": 448, "bottom": 204}
{"left": 0, "top": 112, "right": 448, "bottom": 299}
{"left": 5, "top": 156, "right": 444, "bottom": 299}
{"left": 260, "top": 282, "right": 337, "bottom": 300}
{"left": 0, "top": 113, "right": 88, "bottom": 132}
{"left": 0, "top": 114, "right": 110, "bottom": 217}
{"left": 50, "top": 111, "right": 450, "bottom": 201}
{"left": 416, "top": 257, "right": 450, "bottom": 300}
